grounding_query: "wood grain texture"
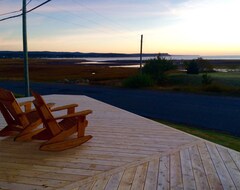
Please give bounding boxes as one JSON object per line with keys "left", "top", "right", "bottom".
{"left": 0, "top": 95, "right": 240, "bottom": 190}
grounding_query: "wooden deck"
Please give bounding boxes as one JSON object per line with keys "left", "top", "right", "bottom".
{"left": 0, "top": 95, "right": 239, "bottom": 190}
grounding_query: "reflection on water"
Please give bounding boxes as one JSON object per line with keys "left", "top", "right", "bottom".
{"left": 110, "top": 65, "right": 141, "bottom": 68}
{"left": 72, "top": 55, "right": 240, "bottom": 69}
{"left": 81, "top": 55, "right": 240, "bottom": 62}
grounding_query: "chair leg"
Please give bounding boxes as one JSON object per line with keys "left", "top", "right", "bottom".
{"left": 78, "top": 120, "right": 88, "bottom": 137}
{"left": 32, "top": 128, "right": 53, "bottom": 140}
{"left": 40, "top": 135, "right": 92, "bottom": 151}
{"left": 14, "top": 128, "right": 46, "bottom": 141}
{"left": 0, "top": 125, "right": 22, "bottom": 136}
{"left": 42, "top": 126, "right": 77, "bottom": 145}
{"left": 14, "top": 120, "right": 42, "bottom": 141}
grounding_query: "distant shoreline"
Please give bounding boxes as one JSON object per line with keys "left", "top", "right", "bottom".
{"left": 46, "top": 58, "right": 240, "bottom": 67}
{"left": 1, "top": 57, "right": 240, "bottom": 67}
{"left": 1, "top": 51, "right": 240, "bottom": 61}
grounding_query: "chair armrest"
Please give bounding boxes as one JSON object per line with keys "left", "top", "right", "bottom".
{"left": 55, "top": 110, "right": 92, "bottom": 120}
{"left": 51, "top": 104, "right": 78, "bottom": 111}
{"left": 51, "top": 104, "right": 78, "bottom": 114}
{"left": 19, "top": 102, "right": 55, "bottom": 114}
{"left": 19, "top": 101, "right": 32, "bottom": 107}
{"left": 47, "top": 103, "right": 55, "bottom": 109}
{"left": 19, "top": 101, "right": 32, "bottom": 112}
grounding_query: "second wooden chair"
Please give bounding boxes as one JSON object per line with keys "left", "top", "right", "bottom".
{"left": 31, "top": 91, "right": 92, "bottom": 151}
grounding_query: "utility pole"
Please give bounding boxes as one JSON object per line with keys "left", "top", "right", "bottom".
{"left": 22, "top": 0, "right": 30, "bottom": 97}
{"left": 140, "top": 34, "right": 143, "bottom": 73}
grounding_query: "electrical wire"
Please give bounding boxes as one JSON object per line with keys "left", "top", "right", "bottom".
{"left": 32, "top": 11, "right": 119, "bottom": 35}
{"left": 0, "top": 0, "right": 52, "bottom": 22}
{"left": 26, "top": 0, "right": 33, "bottom": 6}
{"left": 0, "top": 0, "right": 33, "bottom": 16}
{"left": 0, "top": 9, "right": 21, "bottom": 17}
{"left": 71, "top": 0, "right": 133, "bottom": 33}
{"left": 27, "top": 0, "right": 51, "bottom": 13}
{"left": 47, "top": 3, "right": 123, "bottom": 34}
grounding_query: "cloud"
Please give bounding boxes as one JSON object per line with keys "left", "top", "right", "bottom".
{"left": 1, "top": 0, "right": 240, "bottom": 54}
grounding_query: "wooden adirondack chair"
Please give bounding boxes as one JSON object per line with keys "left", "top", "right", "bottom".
{"left": 31, "top": 91, "right": 92, "bottom": 151}
{"left": 0, "top": 88, "right": 43, "bottom": 138}
{"left": 0, "top": 88, "right": 55, "bottom": 140}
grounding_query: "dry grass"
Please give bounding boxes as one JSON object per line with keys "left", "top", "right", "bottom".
{"left": 0, "top": 58, "right": 138, "bottom": 85}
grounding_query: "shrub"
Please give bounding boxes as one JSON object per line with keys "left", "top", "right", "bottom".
{"left": 185, "top": 60, "right": 199, "bottom": 74}
{"left": 185, "top": 58, "right": 213, "bottom": 74}
{"left": 197, "top": 58, "right": 214, "bottom": 72}
{"left": 202, "top": 73, "right": 213, "bottom": 85}
{"left": 142, "top": 56, "right": 176, "bottom": 84}
{"left": 123, "top": 74, "right": 154, "bottom": 88}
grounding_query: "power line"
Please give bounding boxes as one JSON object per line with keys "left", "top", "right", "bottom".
{"left": 0, "top": 13, "right": 22, "bottom": 21}
{"left": 26, "top": 0, "right": 33, "bottom": 6}
{"left": 0, "top": 0, "right": 52, "bottom": 22}
{"left": 47, "top": 4, "right": 123, "bottom": 34}
{"left": 71, "top": 0, "right": 133, "bottom": 33}
{"left": 0, "top": 9, "right": 21, "bottom": 17}
{"left": 32, "top": 11, "right": 118, "bottom": 35}
{"left": 0, "top": 0, "right": 32, "bottom": 16}
{"left": 33, "top": 1, "right": 131, "bottom": 37}
{"left": 27, "top": 0, "right": 51, "bottom": 13}
{"left": 32, "top": 12, "right": 90, "bottom": 29}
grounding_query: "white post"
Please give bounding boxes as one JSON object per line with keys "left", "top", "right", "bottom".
{"left": 140, "top": 34, "right": 143, "bottom": 73}
{"left": 23, "top": 0, "right": 30, "bottom": 96}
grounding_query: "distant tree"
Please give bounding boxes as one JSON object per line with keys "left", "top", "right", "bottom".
{"left": 185, "top": 58, "right": 213, "bottom": 74}
{"left": 197, "top": 58, "right": 214, "bottom": 72}
{"left": 185, "top": 59, "right": 199, "bottom": 74}
{"left": 143, "top": 55, "right": 177, "bottom": 84}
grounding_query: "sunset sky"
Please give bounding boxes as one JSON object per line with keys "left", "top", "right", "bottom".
{"left": 0, "top": 0, "right": 240, "bottom": 55}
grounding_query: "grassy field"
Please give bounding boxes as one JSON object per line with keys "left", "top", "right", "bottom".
{"left": 158, "top": 120, "right": 240, "bottom": 152}
{"left": 168, "top": 72, "right": 240, "bottom": 96}
{"left": 0, "top": 58, "right": 138, "bottom": 85}
{"left": 169, "top": 72, "right": 240, "bottom": 87}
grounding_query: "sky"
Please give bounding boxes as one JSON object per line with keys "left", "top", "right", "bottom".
{"left": 0, "top": 0, "right": 240, "bottom": 55}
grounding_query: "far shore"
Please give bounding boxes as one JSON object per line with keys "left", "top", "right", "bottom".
{"left": 44, "top": 58, "right": 240, "bottom": 67}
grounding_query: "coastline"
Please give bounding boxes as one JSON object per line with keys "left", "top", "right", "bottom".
{"left": 45, "top": 58, "right": 240, "bottom": 67}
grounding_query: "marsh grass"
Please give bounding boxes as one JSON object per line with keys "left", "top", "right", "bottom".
{"left": 1, "top": 58, "right": 240, "bottom": 96}
{"left": 168, "top": 72, "right": 240, "bottom": 96}
{"left": 123, "top": 74, "right": 154, "bottom": 88}
{"left": 0, "top": 58, "right": 138, "bottom": 84}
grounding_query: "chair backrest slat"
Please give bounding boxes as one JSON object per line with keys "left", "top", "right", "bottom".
{"left": 32, "top": 91, "right": 62, "bottom": 136}
{"left": 0, "top": 88, "right": 29, "bottom": 126}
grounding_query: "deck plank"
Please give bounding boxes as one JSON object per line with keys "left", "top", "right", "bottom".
{"left": 91, "top": 176, "right": 111, "bottom": 190}
{"left": 189, "top": 145, "right": 210, "bottom": 189}
{"left": 198, "top": 142, "right": 223, "bottom": 190}
{"left": 217, "top": 146, "right": 240, "bottom": 188}
{"left": 104, "top": 171, "right": 124, "bottom": 190}
{"left": 207, "top": 143, "right": 236, "bottom": 190}
{"left": 170, "top": 152, "right": 183, "bottom": 190}
{"left": 0, "top": 180, "right": 52, "bottom": 190}
{"left": 180, "top": 148, "right": 196, "bottom": 190}
{"left": 157, "top": 155, "right": 170, "bottom": 190}
{"left": 118, "top": 166, "right": 137, "bottom": 190}
{"left": 131, "top": 162, "right": 148, "bottom": 190}
{"left": 144, "top": 158, "right": 159, "bottom": 190}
